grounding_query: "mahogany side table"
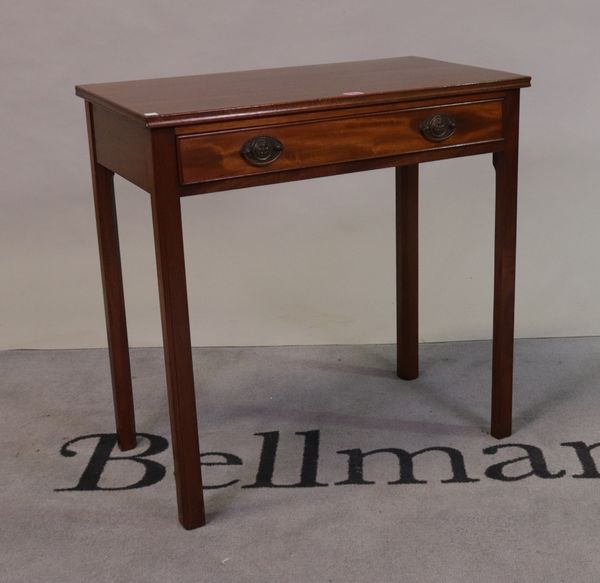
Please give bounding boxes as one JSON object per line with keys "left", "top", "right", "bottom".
{"left": 76, "top": 57, "right": 531, "bottom": 529}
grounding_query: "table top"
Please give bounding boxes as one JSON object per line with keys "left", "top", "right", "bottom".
{"left": 76, "top": 56, "right": 530, "bottom": 128}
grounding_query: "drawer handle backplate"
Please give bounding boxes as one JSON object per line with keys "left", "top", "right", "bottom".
{"left": 420, "top": 113, "right": 456, "bottom": 142}
{"left": 241, "top": 135, "right": 284, "bottom": 166}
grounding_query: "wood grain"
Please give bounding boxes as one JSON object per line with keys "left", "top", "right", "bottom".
{"left": 177, "top": 99, "right": 502, "bottom": 185}
{"left": 491, "top": 90, "right": 520, "bottom": 439}
{"left": 149, "top": 128, "right": 205, "bottom": 529}
{"left": 396, "top": 165, "right": 419, "bottom": 380}
{"left": 85, "top": 102, "right": 137, "bottom": 451}
{"left": 179, "top": 141, "right": 503, "bottom": 196}
{"left": 93, "top": 104, "right": 153, "bottom": 192}
{"left": 75, "top": 56, "right": 530, "bottom": 127}
{"left": 173, "top": 92, "right": 509, "bottom": 136}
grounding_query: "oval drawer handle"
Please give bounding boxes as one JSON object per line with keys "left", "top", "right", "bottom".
{"left": 420, "top": 113, "right": 456, "bottom": 142}
{"left": 241, "top": 135, "right": 284, "bottom": 166}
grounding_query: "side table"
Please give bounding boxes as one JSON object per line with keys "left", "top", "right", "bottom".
{"left": 76, "top": 57, "right": 531, "bottom": 528}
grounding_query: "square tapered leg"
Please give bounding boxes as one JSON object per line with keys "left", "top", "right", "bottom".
{"left": 86, "top": 102, "right": 136, "bottom": 451}
{"left": 396, "top": 164, "right": 419, "bottom": 381}
{"left": 491, "top": 91, "right": 520, "bottom": 439}
{"left": 150, "top": 128, "right": 205, "bottom": 529}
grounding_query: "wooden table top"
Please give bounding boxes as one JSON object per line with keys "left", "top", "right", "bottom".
{"left": 76, "top": 56, "right": 530, "bottom": 128}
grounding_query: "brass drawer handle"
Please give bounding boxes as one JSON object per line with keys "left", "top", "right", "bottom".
{"left": 241, "top": 135, "right": 284, "bottom": 166}
{"left": 420, "top": 113, "right": 456, "bottom": 142}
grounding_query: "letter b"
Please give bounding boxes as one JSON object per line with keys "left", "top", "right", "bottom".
{"left": 55, "top": 433, "right": 169, "bottom": 491}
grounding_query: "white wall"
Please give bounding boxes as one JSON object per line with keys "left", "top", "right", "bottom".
{"left": 2, "top": 0, "right": 599, "bottom": 349}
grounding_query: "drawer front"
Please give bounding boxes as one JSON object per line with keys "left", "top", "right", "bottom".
{"left": 177, "top": 99, "right": 503, "bottom": 185}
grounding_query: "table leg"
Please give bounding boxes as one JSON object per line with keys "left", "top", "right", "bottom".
{"left": 491, "top": 90, "right": 520, "bottom": 439}
{"left": 396, "top": 164, "right": 419, "bottom": 380}
{"left": 150, "top": 128, "right": 205, "bottom": 529}
{"left": 86, "top": 102, "right": 136, "bottom": 451}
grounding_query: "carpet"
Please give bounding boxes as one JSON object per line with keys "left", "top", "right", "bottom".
{"left": 2, "top": 338, "right": 600, "bottom": 582}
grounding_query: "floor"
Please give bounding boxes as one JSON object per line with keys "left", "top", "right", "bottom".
{"left": 2, "top": 338, "right": 600, "bottom": 582}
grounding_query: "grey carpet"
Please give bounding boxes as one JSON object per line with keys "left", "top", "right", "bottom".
{"left": 2, "top": 338, "right": 600, "bottom": 582}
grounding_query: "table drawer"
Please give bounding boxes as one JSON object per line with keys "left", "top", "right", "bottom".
{"left": 177, "top": 99, "right": 503, "bottom": 185}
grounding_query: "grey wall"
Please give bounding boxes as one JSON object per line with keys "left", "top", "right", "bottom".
{"left": 2, "top": 0, "right": 599, "bottom": 349}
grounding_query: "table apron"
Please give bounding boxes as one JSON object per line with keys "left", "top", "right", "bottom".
{"left": 177, "top": 98, "right": 503, "bottom": 187}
